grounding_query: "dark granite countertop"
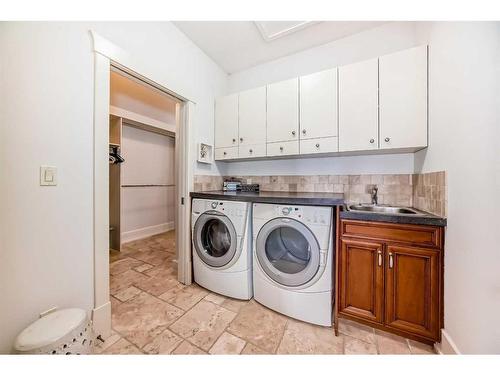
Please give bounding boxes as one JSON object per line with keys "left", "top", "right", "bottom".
{"left": 190, "top": 190, "right": 345, "bottom": 206}
{"left": 340, "top": 207, "right": 447, "bottom": 227}
{"left": 190, "top": 190, "right": 447, "bottom": 227}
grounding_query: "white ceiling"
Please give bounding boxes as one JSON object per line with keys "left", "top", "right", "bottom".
{"left": 173, "top": 21, "right": 387, "bottom": 74}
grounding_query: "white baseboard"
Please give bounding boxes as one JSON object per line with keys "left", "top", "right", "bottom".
{"left": 122, "top": 222, "right": 174, "bottom": 243}
{"left": 92, "top": 302, "right": 111, "bottom": 339}
{"left": 435, "top": 329, "right": 461, "bottom": 354}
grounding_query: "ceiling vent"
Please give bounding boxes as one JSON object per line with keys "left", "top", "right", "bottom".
{"left": 255, "top": 21, "right": 319, "bottom": 42}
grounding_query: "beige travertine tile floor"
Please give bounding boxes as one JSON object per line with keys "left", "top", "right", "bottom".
{"left": 95, "top": 231, "right": 435, "bottom": 355}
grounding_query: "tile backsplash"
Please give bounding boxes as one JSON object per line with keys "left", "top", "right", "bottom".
{"left": 193, "top": 171, "right": 447, "bottom": 217}
{"left": 413, "top": 171, "right": 447, "bottom": 217}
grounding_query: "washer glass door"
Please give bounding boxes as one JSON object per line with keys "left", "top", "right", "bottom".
{"left": 256, "top": 218, "right": 320, "bottom": 287}
{"left": 194, "top": 212, "right": 238, "bottom": 268}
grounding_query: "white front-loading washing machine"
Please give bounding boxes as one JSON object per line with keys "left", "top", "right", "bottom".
{"left": 192, "top": 199, "right": 252, "bottom": 300}
{"left": 252, "top": 203, "right": 334, "bottom": 326}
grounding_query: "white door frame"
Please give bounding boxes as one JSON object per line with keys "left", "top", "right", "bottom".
{"left": 90, "top": 31, "right": 194, "bottom": 339}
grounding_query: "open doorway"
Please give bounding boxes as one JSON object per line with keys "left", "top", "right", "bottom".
{"left": 91, "top": 35, "right": 195, "bottom": 341}
{"left": 106, "top": 70, "right": 186, "bottom": 333}
{"left": 108, "top": 70, "right": 178, "bottom": 254}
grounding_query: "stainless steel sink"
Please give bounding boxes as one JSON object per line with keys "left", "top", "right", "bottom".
{"left": 347, "top": 204, "right": 423, "bottom": 215}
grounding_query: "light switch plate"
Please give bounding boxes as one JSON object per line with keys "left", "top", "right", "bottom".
{"left": 40, "top": 165, "right": 57, "bottom": 186}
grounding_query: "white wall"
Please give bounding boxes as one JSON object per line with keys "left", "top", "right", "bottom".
{"left": 414, "top": 22, "right": 500, "bottom": 354}
{"left": 224, "top": 153, "right": 415, "bottom": 176}
{"left": 121, "top": 125, "right": 175, "bottom": 241}
{"left": 222, "top": 22, "right": 421, "bottom": 176}
{"left": 0, "top": 21, "right": 227, "bottom": 353}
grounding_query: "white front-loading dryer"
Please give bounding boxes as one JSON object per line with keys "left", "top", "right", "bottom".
{"left": 252, "top": 203, "right": 334, "bottom": 326}
{"left": 192, "top": 199, "right": 252, "bottom": 300}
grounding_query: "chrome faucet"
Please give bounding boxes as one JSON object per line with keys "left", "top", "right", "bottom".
{"left": 371, "top": 186, "right": 378, "bottom": 205}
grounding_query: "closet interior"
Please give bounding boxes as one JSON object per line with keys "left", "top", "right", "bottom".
{"left": 108, "top": 69, "right": 179, "bottom": 254}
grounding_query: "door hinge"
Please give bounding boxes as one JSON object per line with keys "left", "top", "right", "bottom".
{"left": 181, "top": 197, "right": 185, "bottom": 205}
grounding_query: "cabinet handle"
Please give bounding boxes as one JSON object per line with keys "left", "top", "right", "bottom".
{"left": 223, "top": 151, "right": 227, "bottom": 156}
{"left": 385, "top": 137, "right": 390, "bottom": 142}
{"left": 389, "top": 252, "right": 394, "bottom": 268}
{"left": 249, "top": 149, "right": 253, "bottom": 153}
{"left": 315, "top": 143, "right": 320, "bottom": 148}
{"left": 232, "top": 138, "right": 236, "bottom": 143}
{"left": 370, "top": 138, "right": 375, "bottom": 144}
{"left": 291, "top": 131, "right": 296, "bottom": 136}
{"left": 280, "top": 146, "right": 284, "bottom": 152}
{"left": 240, "top": 137, "right": 243, "bottom": 142}
{"left": 378, "top": 250, "right": 382, "bottom": 267}
{"left": 302, "top": 129, "right": 307, "bottom": 135}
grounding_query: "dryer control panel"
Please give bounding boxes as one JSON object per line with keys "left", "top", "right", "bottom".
{"left": 265, "top": 204, "right": 332, "bottom": 226}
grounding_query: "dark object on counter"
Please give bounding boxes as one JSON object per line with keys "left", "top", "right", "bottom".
{"left": 240, "top": 184, "right": 260, "bottom": 192}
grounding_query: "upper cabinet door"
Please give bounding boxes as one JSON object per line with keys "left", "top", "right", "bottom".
{"left": 299, "top": 68, "right": 338, "bottom": 140}
{"left": 214, "top": 94, "right": 238, "bottom": 148}
{"left": 379, "top": 45, "right": 428, "bottom": 150}
{"left": 338, "top": 58, "right": 379, "bottom": 152}
{"left": 267, "top": 78, "right": 299, "bottom": 143}
{"left": 238, "top": 86, "right": 267, "bottom": 146}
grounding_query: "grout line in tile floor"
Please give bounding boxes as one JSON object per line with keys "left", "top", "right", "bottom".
{"left": 98, "top": 231, "right": 435, "bottom": 355}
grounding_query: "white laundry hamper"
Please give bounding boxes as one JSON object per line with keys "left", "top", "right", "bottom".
{"left": 13, "top": 308, "right": 94, "bottom": 354}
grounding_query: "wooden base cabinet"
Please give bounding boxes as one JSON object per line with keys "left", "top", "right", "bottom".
{"left": 339, "top": 238, "right": 384, "bottom": 324}
{"left": 337, "top": 220, "right": 444, "bottom": 344}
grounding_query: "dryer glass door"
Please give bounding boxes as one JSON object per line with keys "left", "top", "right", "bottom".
{"left": 194, "top": 212, "right": 238, "bottom": 268}
{"left": 256, "top": 218, "right": 320, "bottom": 287}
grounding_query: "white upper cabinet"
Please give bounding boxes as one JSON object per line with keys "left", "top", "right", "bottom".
{"left": 299, "top": 68, "right": 338, "bottom": 140}
{"left": 238, "top": 86, "right": 267, "bottom": 146}
{"left": 379, "top": 45, "right": 428, "bottom": 149}
{"left": 266, "top": 78, "right": 299, "bottom": 143}
{"left": 214, "top": 93, "right": 238, "bottom": 149}
{"left": 338, "top": 58, "right": 379, "bottom": 152}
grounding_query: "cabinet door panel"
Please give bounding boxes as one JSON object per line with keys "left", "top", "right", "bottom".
{"left": 379, "top": 45, "right": 427, "bottom": 149}
{"left": 266, "top": 141, "right": 299, "bottom": 157}
{"left": 385, "top": 245, "right": 440, "bottom": 340}
{"left": 238, "top": 143, "right": 266, "bottom": 159}
{"left": 215, "top": 94, "right": 238, "bottom": 148}
{"left": 238, "top": 86, "right": 267, "bottom": 146}
{"left": 339, "top": 238, "right": 384, "bottom": 323}
{"left": 299, "top": 68, "right": 337, "bottom": 140}
{"left": 300, "top": 137, "right": 338, "bottom": 155}
{"left": 214, "top": 146, "right": 238, "bottom": 161}
{"left": 338, "top": 58, "right": 379, "bottom": 152}
{"left": 267, "top": 78, "right": 299, "bottom": 143}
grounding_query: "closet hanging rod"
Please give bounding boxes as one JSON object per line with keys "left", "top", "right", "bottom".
{"left": 121, "top": 184, "right": 175, "bottom": 187}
